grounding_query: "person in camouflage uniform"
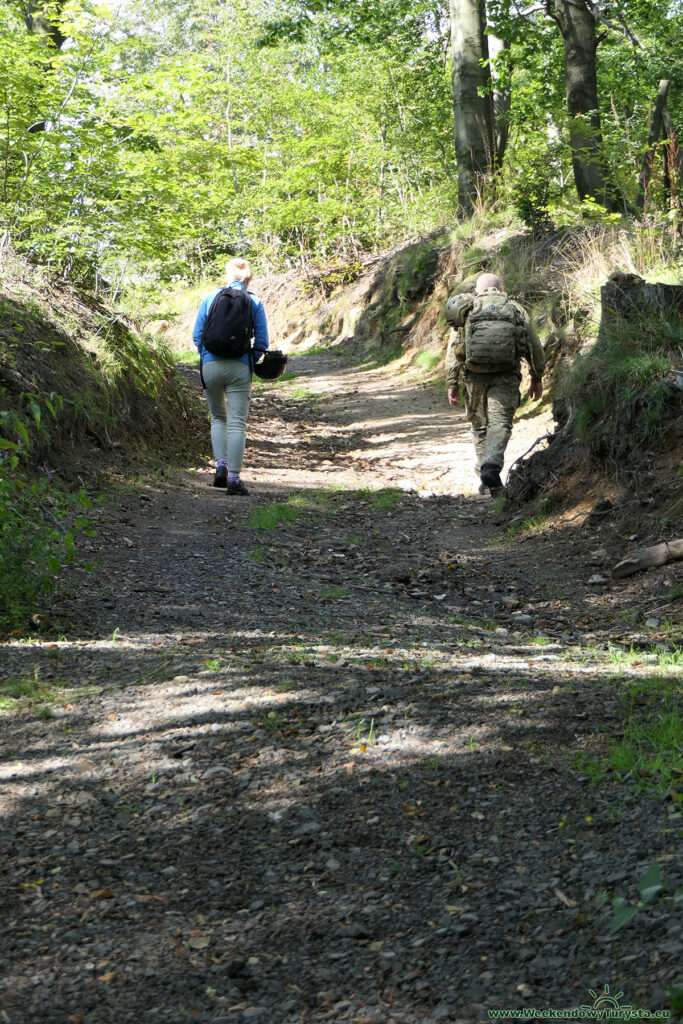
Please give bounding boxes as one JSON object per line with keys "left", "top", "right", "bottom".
{"left": 445, "top": 273, "right": 545, "bottom": 493}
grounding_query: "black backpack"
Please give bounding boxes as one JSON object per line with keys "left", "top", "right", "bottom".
{"left": 201, "top": 287, "right": 254, "bottom": 358}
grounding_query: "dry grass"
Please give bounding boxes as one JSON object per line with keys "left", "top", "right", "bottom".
{"left": 553, "top": 223, "right": 683, "bottom": 313}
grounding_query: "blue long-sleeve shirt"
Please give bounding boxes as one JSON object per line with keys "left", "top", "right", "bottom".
{"left": 192, "top": 279, "right": 269, "bottom": 366}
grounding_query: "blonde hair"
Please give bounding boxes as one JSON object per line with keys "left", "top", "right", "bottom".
{"left": 226, "top": 258, "right": 253, "bottom": 284}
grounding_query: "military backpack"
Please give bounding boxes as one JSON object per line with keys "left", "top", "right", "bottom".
{"left": 463, "top": 292, "right": 527, "bottom": 373}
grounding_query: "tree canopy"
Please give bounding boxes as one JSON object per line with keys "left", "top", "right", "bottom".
{"left": 1, "top": 0, "right": 681, "bottom": 283}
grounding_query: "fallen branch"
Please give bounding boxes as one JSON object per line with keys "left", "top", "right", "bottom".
{"left": 613, "top": 538, "right": 683, "bottom": 579}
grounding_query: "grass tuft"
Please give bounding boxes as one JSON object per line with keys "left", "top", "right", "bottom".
{"left": 246, "top": 503, "right": 301, "bottom": 530}
{"left": 579, "top": 674, "right": 682, "bottom": 795}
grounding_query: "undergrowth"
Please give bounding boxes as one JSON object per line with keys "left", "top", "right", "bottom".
{"left": 0, "top": 666, "right": 99, "bottom": 715}
{"left": 0, "top": 458, "right": 94, "bottom": 632}
{"left": 0, "top": 254, "right": 197, "bottom": 468}
{"left": 579, "top": 672, "right": 683, "bottom": 796}
{"left": 563, "top": 312, "right": 682, "bottom": 455}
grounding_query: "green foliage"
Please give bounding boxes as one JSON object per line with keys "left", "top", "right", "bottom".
{"left": 246, "top": 501, "right": 301, "bottom": 530}
{"left": 0, "top": 665, "right": 100, "bottom": 714}
{"left": 0, "top": 263, "right": 199, "bottom": 471}
{"left": 607, "top": 860, "right": 666, "bottom": 934}
{"left": 359, "top": 487, "right": 404, "bottom": 508}
{"left": 505, "top": 500, "right": 550, "bottom": 538}
{"left": 0, "top": 463, "right": 92, "bottom": 632}
{"left": 563, "top": 313, "right": 682, "bottom": 455}
{"left": 1, "top": 0, "right": 681, "bottom": 281}
{"left": 580, "top": 674, "right": 682, "bottom": 796}
{"left": 414, "top": 350, "right": 441, "bottom": 373}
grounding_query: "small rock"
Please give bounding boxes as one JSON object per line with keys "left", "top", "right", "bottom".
{"left": 645, "top": 617, "right": 660, "bottom": 628}
{"left": 225, "top": 958, "right": 247, "bottom": 978}
{"left": 432, "top": 1006, "right": 452, "bottom": 1021}
{"left": 294, "top": 821, "right": 321, "bottom": 836}
{"left": 588, "top": 574, "right": 608, "bottom": 585}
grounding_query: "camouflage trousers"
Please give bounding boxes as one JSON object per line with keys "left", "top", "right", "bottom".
{"left": 464, "top": 369, "right": 521, "bottom": 472}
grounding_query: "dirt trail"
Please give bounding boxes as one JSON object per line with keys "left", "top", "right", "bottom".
{"left": 0, "top": 354, "right": 680, "bottom": 1024}
{"left": 248, "top": 353, "right": 553, "bottom": 496}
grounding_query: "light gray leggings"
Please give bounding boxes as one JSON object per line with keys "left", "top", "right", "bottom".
{"left": 201, "top": 359, "right": 251, "bottom": 472}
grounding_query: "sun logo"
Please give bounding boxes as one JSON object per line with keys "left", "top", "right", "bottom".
{"left": 581, "top": 985, "right": 631, "bottom": 1014}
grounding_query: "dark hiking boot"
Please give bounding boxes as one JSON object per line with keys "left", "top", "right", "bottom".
{"left": 480, "top": 462, "right": 503, "bottom": 490}
{"left": 212, "top": 466, "right": 228, "bottom": 488}
{"left": 226, "top": 479, "right": 249, "bottom": 496}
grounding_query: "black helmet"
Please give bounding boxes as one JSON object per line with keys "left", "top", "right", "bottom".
{"left": 253, "top": 350, "right": 288, "bottom": 380}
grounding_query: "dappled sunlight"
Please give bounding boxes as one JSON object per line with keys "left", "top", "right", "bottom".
{"left": 0, "top": 756, "right": 72, "bottom": 783}
{"left": 3, "top": 618, "right": 664, "bottom": 815}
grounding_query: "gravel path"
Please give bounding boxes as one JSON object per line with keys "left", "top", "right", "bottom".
{"left": 1, "top": 354, "right": 681, "bottom": 1024}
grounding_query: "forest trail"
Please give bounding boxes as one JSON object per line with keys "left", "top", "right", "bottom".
{"left": 247, "top": 352, "right": 554, "bottom": 497}
{"left": 0, "top": 355, "right": 680, "bottom": 1024}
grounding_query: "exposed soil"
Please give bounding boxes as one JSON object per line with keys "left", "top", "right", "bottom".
{"left": 0, "top": 353, "right": 681, "bottom": 1024}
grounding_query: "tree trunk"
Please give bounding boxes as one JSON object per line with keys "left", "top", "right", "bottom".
{"left": 450, "top": 0, "right": 495, "bottom": 215}
{"left": 550, "top": 0, "right": 618, "bottom": 210}
{"left": 488, "top": 34, "right": 510, "bottom": 167}
{"left": 25, "top": 2, "right": 66, "bottom": 50}
{"left": 636, "top": 80, "right": 670, "bottom": 212}
{"left": 661, "top": 104, "right": 683, "bottom": 207}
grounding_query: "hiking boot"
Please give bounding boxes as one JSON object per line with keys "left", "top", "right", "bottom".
{"left": 212, "top": 466, "right": 228, "bottom": 488}
{"left": 480, "top": 462, "right": 503, "bottom": 490}
{"left": 226, "top": 479, "right": 249, "bottom": 496}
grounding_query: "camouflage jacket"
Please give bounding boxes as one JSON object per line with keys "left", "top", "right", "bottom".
{"left": 445, "top": 290, "right": 545, "bottom": 388}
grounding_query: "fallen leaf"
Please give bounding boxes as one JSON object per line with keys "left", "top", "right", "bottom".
{"left": 188, "top": 936, "right": 211, "bottom": 950}
{"left": 555, "top": 887, "right": 578, "bottom": 908}
{"left": 97, "top": 971, "right": 117, "bottom": 983}
{"left": 89, "top": 888, "right": 115, "bottom": 900}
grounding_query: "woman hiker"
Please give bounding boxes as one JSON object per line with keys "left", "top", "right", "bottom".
{"left": 192, "top": 257, "right": 269, "bottom": 495}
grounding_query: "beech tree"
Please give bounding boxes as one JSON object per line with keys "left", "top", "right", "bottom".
{"left": 544, "top": 0, "right": 619, "bottom": 210}
{"left": 1, "top": 0, "right": 681, "bottom": 279}
{"left": 449, "top": 0, "right": 496, "bottom": 215}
